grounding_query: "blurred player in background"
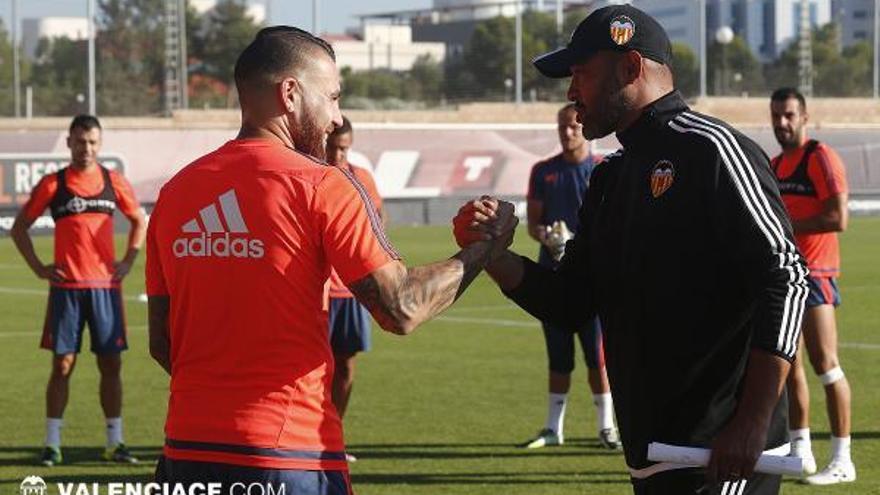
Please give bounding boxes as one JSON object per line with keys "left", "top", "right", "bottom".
{"left": 325, "top": 116, "right": 385, "bottom": 462}
{"left": 146, "top": 26, "right": 515, "bottom": 495}
{"left": 521, "top": 103, "right": 619, "bottom": 450}
{"left": 11, "top": 115, "right": 145, "bottom": 467}
{"left": 770, "top": 88, "right": 855, "bottom": 485}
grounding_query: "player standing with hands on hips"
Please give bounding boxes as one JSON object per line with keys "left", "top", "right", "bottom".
{"left": 11, "top": 115, "right": 145, "bottom": 467}
{"left": 769, "top": 87, "right": 855, "bottom": 485}
{"left": 454, "top": 5, "right": 807, "bottom": 494}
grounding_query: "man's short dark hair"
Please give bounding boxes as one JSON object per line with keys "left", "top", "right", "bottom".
{"left": 330, "top": 116, "right": 352, "bottom": 138}
{"left": 771, "top": 87, "right": 806, "bottom": 112}
{"left": 69, "top": 114, "right": 101, "bottom": 133}
{"left": 234, "top": 26, "right": 336, "bottom": 94}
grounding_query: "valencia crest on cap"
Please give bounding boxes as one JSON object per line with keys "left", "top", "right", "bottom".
{"left": 610, "top": 15, "right": 635, "bottom": 46}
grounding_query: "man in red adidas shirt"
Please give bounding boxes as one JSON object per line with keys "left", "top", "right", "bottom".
{"left": 146, "top": 26, "right": 515, "bottom": 494}
{"left": 11, "top": 115, "right": 146, "bottom": 467}
{"left": 770, "top": 88, "right": 854, "bottom": 485}
{"left": 324, "top": 116, "right": 385, "bottom": 463}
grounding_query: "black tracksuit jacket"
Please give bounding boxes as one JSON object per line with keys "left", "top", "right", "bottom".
{"left": 505, "top": 91, "right": 809, "bottom": 471}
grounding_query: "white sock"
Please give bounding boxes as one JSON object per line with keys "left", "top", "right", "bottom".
{"left": 593, "top": 393, "right": 615, "bottom": 431}
{"left": 45, "top": 418, "right": 63, "bottom": 448}
{"left": 830, "top": 436, "right": 852, "bottom": 463}
{"left": 545, "top": 393, "right": 567, "bottom": 436}
{"left": 106, "top": 417, "right": 124, "bottom": 448}
{"left": 789, "top": 428, "right": 812, "bottom": 456}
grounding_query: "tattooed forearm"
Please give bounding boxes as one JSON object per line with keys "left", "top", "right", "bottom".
{"left": 347, "top": 267, "right": 404, "bottom": 333}
{"left": 350, "top": 242, "right": 492, "bottom": 335}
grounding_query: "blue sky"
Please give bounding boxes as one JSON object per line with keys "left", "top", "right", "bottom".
{"left": 1, "top": 0, "right": 433, "bottom": 35}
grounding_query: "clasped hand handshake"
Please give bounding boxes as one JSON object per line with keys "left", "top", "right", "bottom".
{"left": 452, "top": 196, "right": 519, "bottom": 261}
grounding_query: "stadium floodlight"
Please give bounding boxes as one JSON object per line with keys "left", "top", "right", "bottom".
{"left": 797, "top": 0, "right": 813, "bottom": 96}
{"left": 698, "top": 0, "right": 706, "bottom": 99}
{"left": 556, "top": 0, "right": 563, "bottom": 38}
{"left": 12, "top": 0, "right": 19, "bottom": 118}
{"left": 313, "top": 0, "right": 320, "bottom": 34}
{"left": 515, "top": 0, "right": 522, "bottom": 105}
{"left": 163, "top": 0, "right": 187, "bottom": 115}
{"left": 715, "top": 26, "right": 733, "bottom": 96}
{"left": 87, "top": 0, "right": 96, "bottom": 115}
{"left": 874, "top": 0, "right": 878, "bottom": 99}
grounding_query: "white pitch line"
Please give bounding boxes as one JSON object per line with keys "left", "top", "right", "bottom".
{"left": 0, "top": 286, "right": 142, "bottom": 301}
{"left": 436, "top": 315, "right": 538, "bottom": 328}
{"left": 2, "top": 319, "right": 878, "bottom": 351}
{"left": 0, "top": 263, "right": 28, "bottom": 269}
{"left": 446, "top": 304, "right": 521, "bottom": 313}
{"left": 0, "top": 286, "right": 46, "bottom": 296}
{"left": 839, "top": 342, "right": 880, "bottom": 350}
{"left": 435, "top": 316, "right": 880, "bottom": 351}
{"left": 0, "top": 325, "right": 147, "bottom": 338}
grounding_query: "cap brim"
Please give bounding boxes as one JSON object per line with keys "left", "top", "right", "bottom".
{"left": 532, "top": 47, "right": 576, "bottom": 78}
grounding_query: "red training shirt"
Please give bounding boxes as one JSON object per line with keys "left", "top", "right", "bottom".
{"left": 22, "top": 165, "right": 140, "bottom": 289}
{"left": 773, "top": 141, "right": 848, "bottom": 277}
{"left": 145, "top": 139, "right": 398, "bottom": 471}
{"left": 327, "top": 165, "right": 383, "bottom": 299}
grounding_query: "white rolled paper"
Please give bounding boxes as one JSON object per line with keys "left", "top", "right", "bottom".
{"left": 647, "top": 442, "right": 804, "bottom": 477}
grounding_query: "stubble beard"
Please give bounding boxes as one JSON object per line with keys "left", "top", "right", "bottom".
{"left": 581, "top": 75, "right": 631, "bottom": 140}
{"left": 293, "top": 114, "right": 328, "bottom": 161}
{"left": 774, "top": 128, "right": 801, "bottom": 150}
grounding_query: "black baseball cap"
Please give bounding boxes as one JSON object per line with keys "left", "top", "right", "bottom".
{"left": 533, "top": 4, "right": 672, "bottom": 78}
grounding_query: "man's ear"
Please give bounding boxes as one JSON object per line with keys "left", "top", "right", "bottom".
{"left": 278, "top": 76, "right": 302, "bottom": 113}
{"left": 617, "top": 50, "right": 643, "bottom": 85}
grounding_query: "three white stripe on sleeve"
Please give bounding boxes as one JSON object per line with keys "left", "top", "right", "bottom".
{"left": 667, "top": 112, "right": 809, "bottom": 360}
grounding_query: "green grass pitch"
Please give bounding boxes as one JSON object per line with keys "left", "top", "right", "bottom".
{"left": 1, "top": 219, "right": 878, "bottom": 494}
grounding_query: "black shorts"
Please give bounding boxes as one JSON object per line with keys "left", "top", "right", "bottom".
{"left": 631, "top": 468, "right": 780, "bottom": 495}
{"left": 155, "top": 456, "right": 352, "bottom": 495}
{"left": 542, "top": 316, "right": 604, "bottom": 374}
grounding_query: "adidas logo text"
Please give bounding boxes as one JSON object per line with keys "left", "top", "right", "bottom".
{"left": 173, "top": 189, "right": 265, "bottom": 259}
{"left": 173, "top": 233, "right": 264, "bottom": 258}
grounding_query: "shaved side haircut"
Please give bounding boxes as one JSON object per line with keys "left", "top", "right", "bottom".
{"left": 234, "top": 26, "right": 336, "bottom": 95}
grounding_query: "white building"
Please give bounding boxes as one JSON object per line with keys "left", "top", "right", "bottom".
{"left": 329, "top": 25, "right": 446, "bottom": 72}
{"left": 21, "top": 17, "right": 88, "bottom": 59}
{"left": 357, "top": 0, "right": 837, "bottom": 65}
{"left": 190, "top": 0, "right": 266, "bottom": 24}
{"left": 20, "top": 1, "right": 269, "bottom": 60}
{"left": 432, "top": 0, "right": 523, "bottom": 21}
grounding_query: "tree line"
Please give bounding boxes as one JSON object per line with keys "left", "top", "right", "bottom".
{"left": 0, "top": 3, "right": 874, "bottom": 117}
{"left": 0, "top": 0, "right": 261, "bottom": 117}
{"left": 343, "top": 10, "right": 876, "bottom": 107}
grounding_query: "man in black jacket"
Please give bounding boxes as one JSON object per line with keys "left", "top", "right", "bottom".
{"left": 454, "top": 5, "right": 807, "bottom": 494}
